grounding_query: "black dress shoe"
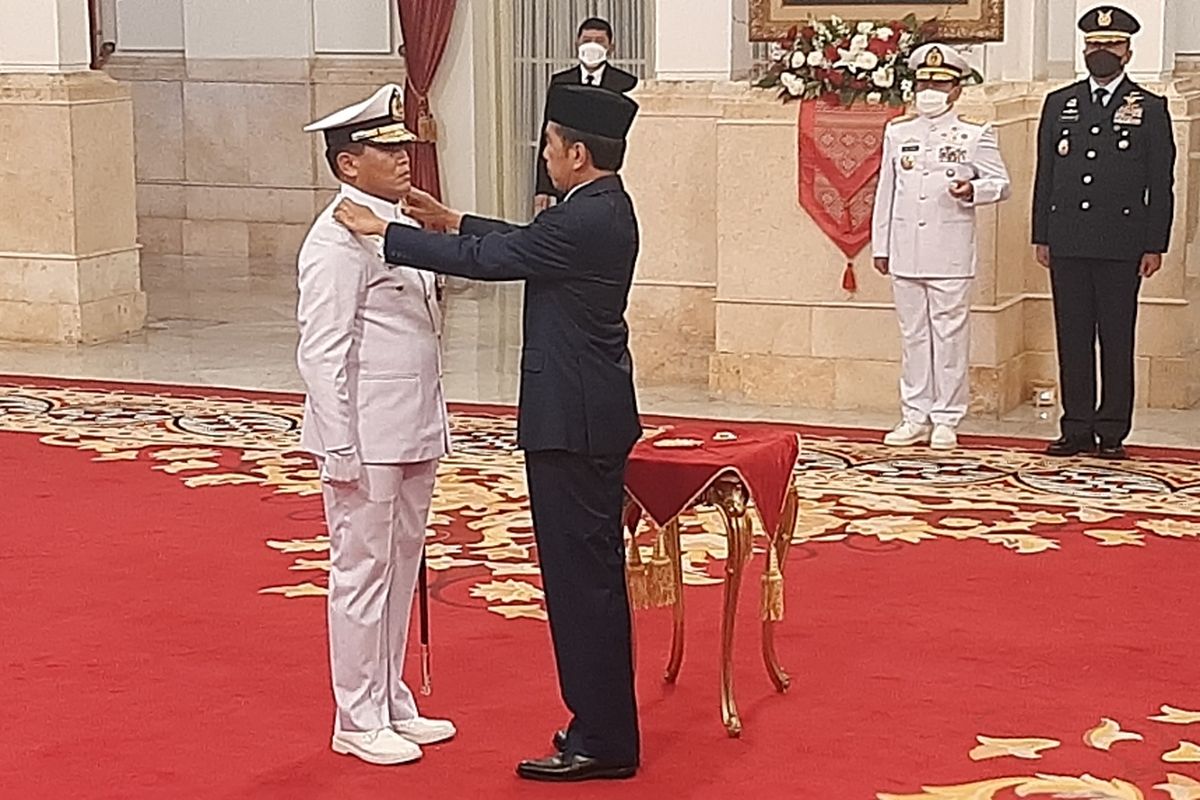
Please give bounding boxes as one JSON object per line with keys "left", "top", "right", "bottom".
{"left": 1045, "top": 437, "right": 1095, "bottom": 457}
{"left": 552, "top": 729, "right": 568, "bottom": 752}
{"left": 1098, "top": 443, "right": 1128, "bottom": 460}
{"left": 516, "top": 753, "right": 637, "bottom": 782}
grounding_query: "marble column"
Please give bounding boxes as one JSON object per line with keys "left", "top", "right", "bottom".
{"left": 654, "top": 0, "right": 752, "bottom": 81}
{"left": 0, "top": 0, "right": 146, "bottom": 343}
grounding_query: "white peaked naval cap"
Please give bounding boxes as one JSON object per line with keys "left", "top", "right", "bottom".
{"left": 304, "top": 83, "right": 416, "bottom": 146}
{"left": 907, "top": 43, "right": 971, "bottom": 82}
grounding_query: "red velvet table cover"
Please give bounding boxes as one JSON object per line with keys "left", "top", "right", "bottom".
{"left": 625, "top": 423, "right": 801, "bottom": 535}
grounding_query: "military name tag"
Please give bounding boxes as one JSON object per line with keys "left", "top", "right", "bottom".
{"left": 900, "top": 144, "right": 920, "bottom": 153}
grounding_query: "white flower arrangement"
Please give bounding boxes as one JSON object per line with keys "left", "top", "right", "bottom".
{"left": 758, "top": 14, "right": 977, "bottom": 107}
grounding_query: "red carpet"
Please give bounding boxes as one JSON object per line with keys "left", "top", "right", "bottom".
{"left": 2, "top": 376, "right": 1199, "bottom": 799}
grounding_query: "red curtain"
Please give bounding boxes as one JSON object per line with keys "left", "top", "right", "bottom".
{"left": 396, "top": 0, "right": 456, "bottom": 201}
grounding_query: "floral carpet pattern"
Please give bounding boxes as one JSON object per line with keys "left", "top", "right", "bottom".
{"left": 3, "top": 377, "right": 1199, "bottom": 798}
{"left": 3, "top": 379, "right": 1200, "bottom": 622}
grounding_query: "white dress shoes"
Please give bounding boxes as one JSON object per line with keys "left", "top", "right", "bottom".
{"left": 392, "top": 716, "right": 457, "bottom": 746}
{"left": 883, "top": 421, "right": 933, "bottom": 447}
{"left": 331, "top": 727, "right": 423, "bottom": 765}
{"left": 930, "top": 424, "right": 959, "bottom": 451}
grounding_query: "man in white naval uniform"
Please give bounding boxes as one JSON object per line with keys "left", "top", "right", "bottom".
{"left": 297, "top": 85, "right": 455, "bottom": 765}
{"left": 872, "top": 43, "right": 1012, "bottom": 451}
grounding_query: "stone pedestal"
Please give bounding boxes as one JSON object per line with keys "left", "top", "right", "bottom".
{"left": 0, "top": 71, "right": 145, "bottom": 343}
{"left": 623, "top": 77, "right": 1200, "bottom": 415}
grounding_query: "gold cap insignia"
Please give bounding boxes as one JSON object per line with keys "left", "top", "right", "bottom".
{"left": 390, "top": 90, "right": 404, "bottom": 120}
{"left": 1098, "top": 9, "right": 1113, "bottom": 27}
{"left": 927, "top": 47, "right": 944, "bottom": 67}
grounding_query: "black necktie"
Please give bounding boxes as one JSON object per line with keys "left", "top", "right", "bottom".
{"left": 1094, "top": 87, "right": 1109, "bottom": 106}
{"left": 585, "top": 75, "right": 596, "bottom": 86}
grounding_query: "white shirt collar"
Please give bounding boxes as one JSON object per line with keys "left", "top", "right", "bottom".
{"left": 1089, "top": 72, "right": 1127, "bottom": 104}
{"left": 580, "top": 63, "right": 606, "bottom": 85}
{"left": 338, "top": 182, "right": 417, "bottom": 227}
{"left": 562, "top": 178, "right": 599, "bottom": 204}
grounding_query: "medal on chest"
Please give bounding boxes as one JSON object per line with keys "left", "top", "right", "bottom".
{"left": 1113, "top": 93, "right": 1144, "bottom": 126}
{"left": 1058, "top": 138, "right": 1070, "bottom": 156}
{"left": 899, "top": 141, "right": 919, "bottom": 171}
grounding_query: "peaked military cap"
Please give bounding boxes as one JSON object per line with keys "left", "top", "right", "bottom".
{"left": 304, "top": 84, "right": 416, "bottom": 147}
{"left": 1078, "top": 6, "right": 1141, "bottom": 44}
{"left": 908, "top": 43, "right": 970, "bottom": 82}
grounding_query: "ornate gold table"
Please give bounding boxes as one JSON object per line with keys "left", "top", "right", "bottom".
{"left": 623, "top": 426, "right": 802, "bottom": 737}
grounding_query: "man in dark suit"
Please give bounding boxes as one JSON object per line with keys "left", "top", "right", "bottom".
{"left": 333, "top": 85, "right": 642, "bottom": 782}
{"left": 533, "top": 17, "right": 638, "bottom": 214}
{"left": 1032, "top": 5, "right": 1176, "bottom": 460}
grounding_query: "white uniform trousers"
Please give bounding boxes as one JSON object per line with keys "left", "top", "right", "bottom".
{"left": 892, "top": 276, "right": 973, "bottom": 428}
{"left": 322, "top": 460, "right": 437, "bottom": 733}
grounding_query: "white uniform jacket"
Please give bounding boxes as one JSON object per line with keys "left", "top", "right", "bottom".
{"left": 871, "top": 112, "right": 1012, "bottom": 279}
{"left": 296, "top": 184, "right": 450, "bottom": 466}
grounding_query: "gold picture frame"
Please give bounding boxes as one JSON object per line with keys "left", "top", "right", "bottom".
{"left": 749, "top": 0, "right": 1005, "bottom": 43}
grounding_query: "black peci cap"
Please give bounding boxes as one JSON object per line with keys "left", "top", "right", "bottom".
{"left": 546, "top": 85, "right": 639, "bottom": 140}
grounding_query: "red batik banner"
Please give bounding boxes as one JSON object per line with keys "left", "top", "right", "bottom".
{"left": 798, "top": 99, "right": 903, "bottom": 291}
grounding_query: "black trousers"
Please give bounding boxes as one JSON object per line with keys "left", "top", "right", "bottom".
{"left": 524, "top": 449, "right": 640, "bottom": 765}
{"left": 1049, "top": 256, "right": 1142, "bottom": 445}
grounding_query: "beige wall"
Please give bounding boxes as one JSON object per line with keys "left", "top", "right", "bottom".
{"left": 624, "top": 77, "right": 1200, "bottom": 414}
{"left": 106, "top": 54, "right": 409, "bottom": 273}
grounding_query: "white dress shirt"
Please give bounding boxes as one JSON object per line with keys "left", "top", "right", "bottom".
{"left": 1089, "top": 72, "right": 1127, "bottom": 106}
{"left": 580, "top": 63, "right": 607, "bottom": 86}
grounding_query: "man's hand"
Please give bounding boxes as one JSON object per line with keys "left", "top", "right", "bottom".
{"left": 534, "top": 194, "right": 554, "bottom": 215}
{"left": 873, "top": 257, "right": 890, "bottom": 276}
{"left": 1035, "top": 244, "right": 1051, "bottom": 269}
{"left": 333, "top": 199, "right": 388, "bottom": 237}
{"left": 321, "top": 449, "right": 362, "bottom": 487}
{"left": 1139, "top": 252, "right": 1163, "bottom": 278}
{"left": 949, "top": 180, "right": 974, "bottom": 202}
{"left": 404, "top": 188, "right": 463, "bottom": 231}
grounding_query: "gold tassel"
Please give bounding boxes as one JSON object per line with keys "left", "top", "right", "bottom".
{"left": 417, "top": 112, "right": 438, "bottom": 143}
{"left": 648, "top": 528, "right": 677, "bottom": 609}
{"left": 626, "top": 536, "right": 651, "bottom": 611}
{"left": 761, "top": 545, "right": 785, "bottom": 622}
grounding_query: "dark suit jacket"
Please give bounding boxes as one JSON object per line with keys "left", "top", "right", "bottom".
{"left": 1032, "top": 77, "right": 1176, "bottom": 261}
{"left": 382, "top": 175, "right": 643, "bottom": 456}
{"left": 535, "top": 65, "right": 639, "bottom": 198}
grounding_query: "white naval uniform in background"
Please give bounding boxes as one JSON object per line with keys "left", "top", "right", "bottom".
{"left": 296, "top": 183, "right": 450, "bottom": 734}
{"left": 872, "top": 111, "right": 1011, "bottom": 427}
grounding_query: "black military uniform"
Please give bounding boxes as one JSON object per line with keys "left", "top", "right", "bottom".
{"left": 378, "top": 86, "right": 643, "bottom": 781}
{"left": 1032, "top": 5, "right": 1176, "bottom": 457}
{"left": 535, "top": 63, "right": 638, "bottom": 200}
